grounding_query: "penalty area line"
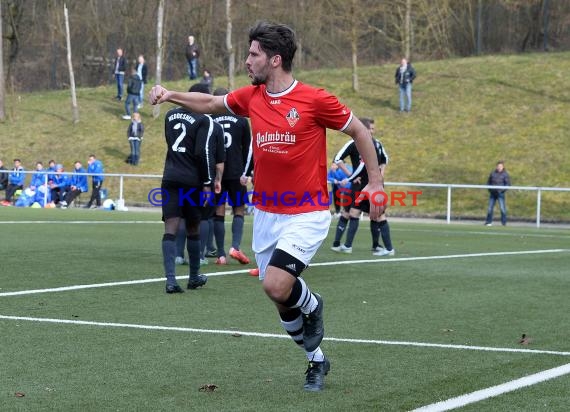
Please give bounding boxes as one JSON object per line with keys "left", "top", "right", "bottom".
{"left": 411, "top": 362, "right": 570, "bottom": 412}
{"left": 1, "top": 315, "right": 570, "bottom": 357}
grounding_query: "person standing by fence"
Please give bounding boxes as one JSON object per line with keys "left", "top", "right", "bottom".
{"left": 485, "top": 160, "right": 511, "bottom": 226}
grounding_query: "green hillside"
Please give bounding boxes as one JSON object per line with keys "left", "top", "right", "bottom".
{"left": 1, "top": 52, "right": 569, "bottom": 221}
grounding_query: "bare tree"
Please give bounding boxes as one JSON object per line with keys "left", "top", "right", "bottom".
{"left": 0, "top": 0, "right": 5, "bottom": 121}
{"left": 153, "top": 0, "right": 165, "bottom": 119}
{"left": 405, "top": 0, "right": 412, "bottom": 59}
{"left": 225, "top": 0, "right": 235, "bottom": 90}
{"left": 64, "top": 3, "right": 79, "bottom": 123}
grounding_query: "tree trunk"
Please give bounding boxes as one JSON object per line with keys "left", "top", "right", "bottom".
{"left": 225, "top": 0, "right": 235, "bottom": 90}
{"left": 476, "top": 0, "right": 482, "bottom": 55}
{"left": 0, "top": 0, "right": 5, "bottom": 122}
{"left": 153, "top": 0, "right": 165, "bottom": 119}
{"left": 350, "top": 0, "right": 359, "bottom": 92}
{"left": 64, "top": 3, "right": 79, "bottom": 124}
{"left": 405, "top": 0, "right": 411, "bottom": 59}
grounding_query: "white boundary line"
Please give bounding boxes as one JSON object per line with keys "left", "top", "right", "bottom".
{"left": 0, "top": 220, "right": 162, "bottom": 224}
{"left": 0, "top": 249, "right": 567, "bottom": 298}
{"left": 412, "top": 362, "right": 570, "bottom": 411}
{"left": 1, "top": 314, "right": 569, "bottom": 357}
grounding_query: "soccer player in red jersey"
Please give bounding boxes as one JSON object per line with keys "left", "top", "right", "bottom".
{"left": 150, "top": 21, "right": 384, "bottom": 392}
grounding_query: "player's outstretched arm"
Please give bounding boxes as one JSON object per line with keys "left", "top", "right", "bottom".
{"left": 149, "top": 85, "right": 227, "bottom": 115}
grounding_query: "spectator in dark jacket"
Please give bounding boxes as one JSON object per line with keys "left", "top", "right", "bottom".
{"left": 485, "top": 161, "right": 511, "bottom": 226}
{"left": 395, "top": 58, "right": 416, "bottom": 112}
{"left": 113, "top": 48, "right": 127, "bottom": 100}
{"left": 0, "top": 159, "right": 8, "bottom": 191}
{"left": 185, "top": 35, "right": 200, "bottom": 80}
{"left": 123, "top": 68, "right": 142, "bottom": 119}
{"left": 127, "top": 112, "right": 145, "bottom": 166}
{"left": 136, "top": 54, "right": 148, "bottom": 109}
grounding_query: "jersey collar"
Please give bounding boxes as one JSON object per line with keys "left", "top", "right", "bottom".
{"left": 265, "top": 80, "right": 298, "bottom": 98}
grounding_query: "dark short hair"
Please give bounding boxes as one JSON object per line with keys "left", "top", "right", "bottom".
{"left": 213, "top": 87, "right": 229, "bottom": 96}
{"left": 249, "top": 21, "right": 297, "bottom": 72}
{"left": 14, "top": 158, "right": 21, "bottom": 162}
{"left": 188, "top": 83, "right": 211, "bottom": 94}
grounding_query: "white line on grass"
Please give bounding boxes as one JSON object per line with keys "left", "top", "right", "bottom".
{"left": 0, "top": 220, "right": 162, "bottom": 224}
{"left": 1, "top": 314, "right": 570, "bottom": 357}
{"left": 310, "top": 249, "right": 568, "bottom": 267}
{"left": 0, "top": 249, "right": 567, "bottom": 298}
{"left": 411, "top": 362, "right": 570, "bottom": 412}
{"left": 396, "top": 227, "right": 570, "bottom": 239}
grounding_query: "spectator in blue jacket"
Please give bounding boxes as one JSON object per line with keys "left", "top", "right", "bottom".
{"left": 61, "top": 161, "right": 89, "bottom": 208}
{"left": 49, "top": 164, "right": 71, "bottom": 206}
{"left": 3, "top": 159, "right": 26, "bottom": 205}
{"left": 327, "top": 161, "right": 352, "bottom": 217}
{"left": 47, "top": 160, "right": 57, "bottom": 185}
{"left": 86, "top": 154, "right": 104, "bottom": 209}
{"left": 30, "top": 162, "right": 47, "bottom": 189}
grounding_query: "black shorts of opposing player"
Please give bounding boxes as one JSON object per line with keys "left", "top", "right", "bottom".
{"left": 269, "top": 249, "right": 307, "bottom": 277}
{"left": 161, "top": 181, "right": 203, "bottom": 222}
{"left": 215, "top": 179, "right": 248, "bottom": 208}
{"left": 338, "top": 182, "right": 364, "bottom": 212}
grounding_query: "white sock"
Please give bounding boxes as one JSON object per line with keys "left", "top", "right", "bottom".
{"left": 306, "top": 347, "right": 325, "bottom": 362}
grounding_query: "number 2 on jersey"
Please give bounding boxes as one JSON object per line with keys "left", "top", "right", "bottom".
{"left": 172, "top": 123, "right": 187, "bottom": 153}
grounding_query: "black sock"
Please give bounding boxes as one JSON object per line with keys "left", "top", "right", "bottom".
{"left": 370, "top": 220, "right": 381, "bottom": 249}
{"left": 162, "top": 234, "right": 177, "bottom": 285}
{"left": 279, "top": 309, "right": 304, "bottom": 349}
{"left": 231, "top": 215, "right": 244, "bottom": 250}
{"left": 214, "top": 215, "right": 226, "bottom": 257}
{"left": 199, "top": 220, "right": 209, "bottom": 259}
{"left": 175, "top": 221, "right": 186, "bottom": 258}
{"left": 380, "top": 220, "right": 393, "bottom": 251}
{"left": 345, "top": 217, "right": 360, "bottom": 248}
{"left": 207, "top": 218, "right": 215, "bottom": 251}
{"left": 333, "top": 216, "right": 348, "bottom": 246}
{"left": 187, "top": 235, "right": 201, "bottom": 275}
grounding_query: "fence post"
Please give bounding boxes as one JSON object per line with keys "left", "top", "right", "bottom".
{"left": 536, "top": 188, "right": 541, "bottom": 228}
{"left": 119, "top": 175, "right": 124, "bottom": 201}
{"left": 446, "top": 185, "right": 452, "bottom": 224}
{"left": 44, "top": 174, "right": 48, "bottom": 206}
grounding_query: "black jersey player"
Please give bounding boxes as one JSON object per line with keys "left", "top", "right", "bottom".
{"left": 161, "top": 105, "right": 223, "bottom": 293}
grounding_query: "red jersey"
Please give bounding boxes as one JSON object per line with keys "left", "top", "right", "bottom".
{"left": 224, "top": 80, "right": 353, "bottom": 214}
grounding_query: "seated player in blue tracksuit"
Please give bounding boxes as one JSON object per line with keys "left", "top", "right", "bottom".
{"left": 49, "top": 164, "right": 71, "bottom": 206}
{"left": 61, "top": 161, "right": 89, "bottom": 208}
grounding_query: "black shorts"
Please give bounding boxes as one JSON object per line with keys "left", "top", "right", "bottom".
{"left": 161, "top": 181, "right": 203, "bottom": 222}
{"left": 338, "top": 183, "right": 363, "bottom": 212}
{"left": 215, "top": 179, "right": 248, "bottom": 208}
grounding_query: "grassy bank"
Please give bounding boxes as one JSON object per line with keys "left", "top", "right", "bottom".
{"left": 1, "top": 52, "right": 569, "bottom": 221}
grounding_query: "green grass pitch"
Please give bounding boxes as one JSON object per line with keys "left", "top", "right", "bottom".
{"left": 1, "top": 207, "right": 569, "bottom": 411}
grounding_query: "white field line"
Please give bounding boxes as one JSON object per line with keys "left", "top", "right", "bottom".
{"left": 395, "top": 227, "right": 570, "bottom": 239}
{"left": 1, "top": 314, "right": 570, "bottom": 357}
{"left": 0, "top": 249, "right": 567, "bottom": 298}
{"left": 0, "top": 220, "right": 162, "bottom": 224}
{"left": 310, "top": 249, "right": 568, "bottom": 267}
{"left": 411, "top": 362, "right": 570, "bottom": 412}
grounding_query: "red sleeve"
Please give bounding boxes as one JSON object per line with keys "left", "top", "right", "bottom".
{"left": 224, "top": 86, "right": 257, "bottom": 118}
{"left": 313, "top": 88, "right": 353, "bottom": 131}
